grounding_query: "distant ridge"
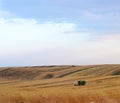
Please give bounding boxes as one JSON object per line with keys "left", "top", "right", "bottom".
{"left": 0, "top": 64, "right": 120, "bottom": 80}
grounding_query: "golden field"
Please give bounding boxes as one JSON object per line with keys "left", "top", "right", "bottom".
{"left": 0, "top": 64, "right": 120, "bottom": 103}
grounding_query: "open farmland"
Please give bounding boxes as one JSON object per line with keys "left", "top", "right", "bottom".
{"left": 0, "top": 64, "right": 120, "bottom": 103}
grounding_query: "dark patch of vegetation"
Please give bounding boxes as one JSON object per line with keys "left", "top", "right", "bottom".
{"left": 80, "top": 81, "right": 86, "bottom": 85}
{"left": 31, "top": 66, "right": 42, "bottom": 68}
{"left": 74, "top": 80, "right": 86, "bottom": 86}
{"left": 71, "top": 65, "right": 76, "bottom": 67}
{"left": 44, "top": 74, "right": 54, "bottom": 79}
{"left": 48, "top": 65, "right": 56, "bottom": 67}
{"left": 112, "top": 70, "right": 120, "bottom": 75}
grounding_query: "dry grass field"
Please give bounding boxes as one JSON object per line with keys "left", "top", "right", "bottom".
{"left": 0, "top": 64, "right": 120, "bottom": 103}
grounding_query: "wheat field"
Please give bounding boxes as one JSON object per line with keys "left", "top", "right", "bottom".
{"left": 0, "top": 65, "right": 120, "bottom": 103}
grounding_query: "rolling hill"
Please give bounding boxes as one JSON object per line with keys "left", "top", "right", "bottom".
{"left": 0, "top": 64, "right": 120, "bottom": 103}
{"left": 0, "top": 64, "right": 119, "bottom": 80}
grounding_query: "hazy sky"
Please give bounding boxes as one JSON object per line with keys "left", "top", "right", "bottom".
{"left": 0, "top": 0, "right": 120, "bottom": 66}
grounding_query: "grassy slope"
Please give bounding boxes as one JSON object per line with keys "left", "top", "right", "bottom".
{"left": 0, "top": 64, "right": 120, "bottom": 80}
{"left": 0, "top": 64, "right": 120, "bottom": 103}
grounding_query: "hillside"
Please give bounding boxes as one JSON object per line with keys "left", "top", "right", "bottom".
{"left": 0, "top": 64, "right": 120, "bottom": 80}
{"left": 0, "top": 64, "right": 120, "bottom": 103}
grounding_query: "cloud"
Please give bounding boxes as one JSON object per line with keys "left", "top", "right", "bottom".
{"left": 0, "top": 17, "right": 120, "bottom": 66}
{"left": 0, "top": 18, "right": 78, "bottom": 41}
{"left": 10, "top": 18, "right": 38, "bottom": 24}
{"left": 0, "top": 18, "right": 85, "bottom": 54}
{"left": 88, "top": 33, "right": 120, "bottom": 42}
{"left": 82, "top": 10, "right": 120, "bottom": 21}
{"left": 0, "top": 18, "right": 38, "bottom": 24}
{"left": 82, "top": 11, "right": 104, "bottom": 20}
{"left": 0, "top": 10, "right": 11, "bottom": 17}
{"left": 0, "top": 18, "right": 7, "bottom": 24}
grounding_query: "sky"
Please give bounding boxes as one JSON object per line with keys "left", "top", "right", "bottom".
{"left": 0, "top": 0, "right": 120, "bottom": 66}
